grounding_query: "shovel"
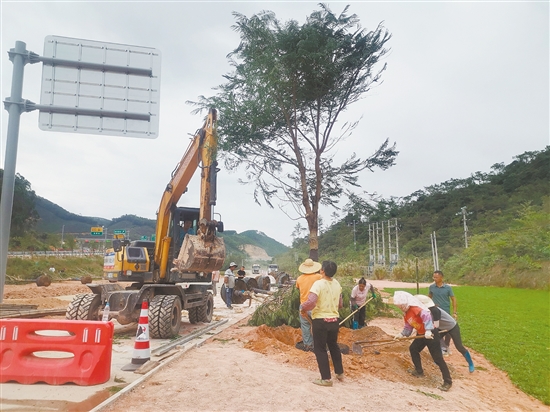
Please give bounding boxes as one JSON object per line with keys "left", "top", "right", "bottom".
{"left": 352, "top": 330, "right": 448, "bottom": 355}
{"left": 339, "top": 297, "right": 374, "bottom": 326}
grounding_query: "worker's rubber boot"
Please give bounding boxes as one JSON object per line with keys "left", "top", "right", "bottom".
{"left": 464, "top": 351, "right": 475, "bottom": 373}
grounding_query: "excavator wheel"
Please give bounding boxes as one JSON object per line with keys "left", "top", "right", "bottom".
{"left": 66, "top": 293, "right": 101, "bottom": 321}
{"left": 149, "top": 295, "right": 182, "bottom": 339}
{"left": 188, "top": 306, "right": 199, "bottom": 324}
{"left": 198, "top": 293, "right": 214, "bottom": 323}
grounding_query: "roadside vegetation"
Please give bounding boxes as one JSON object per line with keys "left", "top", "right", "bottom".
{"left": 278, "top": 147, "right": 549, "bottom": 291}
{"left": 5, "top": 256, "right": 103, "bottom": 283}
{"left": 249, "top": 278, "right": 389, "bottom": 329}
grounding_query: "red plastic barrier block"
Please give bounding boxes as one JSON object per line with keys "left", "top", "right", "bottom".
{"left": 0, "top": 318, "right": 114, "bottom": 385}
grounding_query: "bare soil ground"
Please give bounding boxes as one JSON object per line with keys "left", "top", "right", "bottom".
{"left": 1, "top": 281, "right": 547, "bottom": 412}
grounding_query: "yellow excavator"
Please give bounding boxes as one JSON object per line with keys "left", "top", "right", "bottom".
{"left": 66, "top": 108, "right": 226, "bottom": 338}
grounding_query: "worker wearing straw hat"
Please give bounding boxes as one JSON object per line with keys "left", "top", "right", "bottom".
{"left": 295, "top": 258, "right": 322, "bottom": 351}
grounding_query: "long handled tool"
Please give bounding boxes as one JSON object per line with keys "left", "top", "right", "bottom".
{"left": 352, "top": 330, "right": 448, "bottom": 355}
{"left": 339, "top": 296, "right": 374, "bottom": 326}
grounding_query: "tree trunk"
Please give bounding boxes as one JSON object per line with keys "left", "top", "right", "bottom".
{"left": 308, "top": 228, "right": 319, "bottom": 262}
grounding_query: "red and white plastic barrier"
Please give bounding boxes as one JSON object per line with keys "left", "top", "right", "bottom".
{"left": 0, "top": 318, "right": 114, "bottom": 385}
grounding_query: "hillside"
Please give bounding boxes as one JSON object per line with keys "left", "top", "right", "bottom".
{"left": 299, "top": 147, "right": 550, "bottom": 288}
{"left": 35, "top": 197, "right": 110, "bottom": 233}
{"left": 32, "top": 198, "right": 287, "bottom": 264}
{"left": 311, "top": 147, "right": 549, "bottom": 256}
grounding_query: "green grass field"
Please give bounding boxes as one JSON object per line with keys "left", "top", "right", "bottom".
{"left": 384, "top": 286, "right": 550, "bottom": 405}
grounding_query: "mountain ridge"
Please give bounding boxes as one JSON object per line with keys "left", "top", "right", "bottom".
{"left": 34, "top": 197, "right": 288, "bottom": 262}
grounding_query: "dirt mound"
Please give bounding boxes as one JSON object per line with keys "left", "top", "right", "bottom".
{"left": 242, "top": 323, "right": 457, "bottom": 387}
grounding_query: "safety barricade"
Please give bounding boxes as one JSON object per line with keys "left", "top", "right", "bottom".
{"left": 0, "top": 318, "right": 114, "bottom": 385}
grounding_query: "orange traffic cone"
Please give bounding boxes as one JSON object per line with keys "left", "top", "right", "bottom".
{"left": 122, "top": 300, "right": 151, "bottom": 371}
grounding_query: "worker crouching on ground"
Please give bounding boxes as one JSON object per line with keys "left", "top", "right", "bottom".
{"left": 415, "top": 294, "right": 475, "bottom": 373}
{"left": 393, "top": 291, "right": 453, "bottom": 392}
{"left": 300, "top": 260, "right": 344, "bottom": 387}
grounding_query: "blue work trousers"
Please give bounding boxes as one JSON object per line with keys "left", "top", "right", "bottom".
{"left": 299, "top": 311, "right": 314, "bottom": 348}
{"left": 225, "top": 287, "right": 233, "bottom": 307}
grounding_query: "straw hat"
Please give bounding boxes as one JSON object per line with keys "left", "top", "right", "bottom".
{"left": 415, "top": 294, "right": 435, "bottom": 308}
{"left": 298, "top": 258, "right": 322, "bottom": 274}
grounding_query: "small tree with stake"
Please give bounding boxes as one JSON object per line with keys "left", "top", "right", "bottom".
{"left": 191, "top": 4, "right": 398, "bottom": 261}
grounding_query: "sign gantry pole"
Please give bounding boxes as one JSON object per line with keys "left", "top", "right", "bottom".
{"left": 1, "top": 36, "right": 161, "bottom": 304}
{"left": 0, "top": 41, "right": 37, "bottom": 303}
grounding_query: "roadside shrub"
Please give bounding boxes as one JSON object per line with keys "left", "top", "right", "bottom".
{"left": 337, "top": 261, "right": 368, "bottom": 279}
{"left": 390, "top": 258, "right": 434, "bottom": 282}
{"left": 373, "top": 266, "right": 388, "bottom": 279}
{"left": 248, "top": 282, "right": 389, "bottom": 328}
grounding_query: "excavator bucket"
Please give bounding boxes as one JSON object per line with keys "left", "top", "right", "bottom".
{"left": 173, "top": 235, "right": 225, "bottom": 273}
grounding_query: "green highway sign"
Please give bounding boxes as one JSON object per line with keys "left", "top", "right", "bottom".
{"left": 113, "top": 229, "right": 126, "bottom": 234}
{"left": 151, "top": 235, "right": 156, "bottom": 241}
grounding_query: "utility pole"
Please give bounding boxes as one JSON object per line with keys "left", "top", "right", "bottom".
{"left": 348, "top": 220, "right": 357, "bottom": 250}
{"left": 461, "top": 206, "right": 469, "bottom": 248}
{"left": 61, "top": 225, "right": 65, "bottom": 249}
{"left": 394, "top": 218, "right": 399, "bottom": 265}
{"left": 381, "top": 221, "right": 386, "bottom": 267}
{"left": 430, "top": 231, "right": 439, "bottom": 271}
{"left": 374, "top": 222, "right": 385, "bottom": 268}
{"left": 387, "top": 219, "right": 399, "bottom": 270}
{"left": 368, "top": 223, "right": 374, "bottom": 275}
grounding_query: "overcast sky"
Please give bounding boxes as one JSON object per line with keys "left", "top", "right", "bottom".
{"left": 1, "top": 1, "right": 548, "bottom": 247}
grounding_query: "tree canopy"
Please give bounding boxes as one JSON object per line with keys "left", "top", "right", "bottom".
{"left": 191, "top": 4, "right": 397, "bottom": 260}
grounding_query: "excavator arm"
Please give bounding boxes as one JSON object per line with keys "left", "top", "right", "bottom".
{"left": 154, "top": 108, "right": 224, "bottom": 277}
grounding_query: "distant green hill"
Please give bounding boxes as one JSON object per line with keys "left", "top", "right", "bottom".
{"left": 283, "top": 147, "right": 549, "bottom": 289}
{"left": 223, "top": 230, "right": 288, "bottom": 257}
{"left": 35, "top": 197, "right": 110, "bottom": 234}
{"left": 33, "top": 197, "right": 288, "bottom": 262}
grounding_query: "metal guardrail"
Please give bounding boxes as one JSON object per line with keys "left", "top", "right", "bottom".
{"left": 7, "top": 250, "right": 104, "bottom": 258}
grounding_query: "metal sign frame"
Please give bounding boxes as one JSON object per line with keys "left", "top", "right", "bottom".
{"left": 37, "top": 36, "right": 161, "bottom": 138}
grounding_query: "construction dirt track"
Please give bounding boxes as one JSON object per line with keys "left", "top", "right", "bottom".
{"left": 1, "top": 280, "right": 547, "bottom": 412}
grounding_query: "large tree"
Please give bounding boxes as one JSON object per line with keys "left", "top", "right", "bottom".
{"left": 192, "top": 4, "right": 398, "bottom": 260}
